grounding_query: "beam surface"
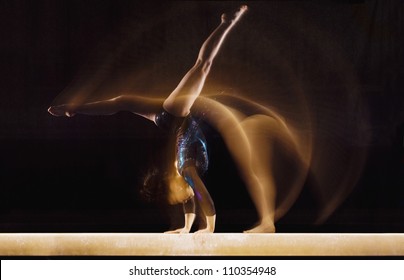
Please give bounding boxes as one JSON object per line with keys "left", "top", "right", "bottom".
{"left": 0, "top": 233, "right": 403, "bottom": 256}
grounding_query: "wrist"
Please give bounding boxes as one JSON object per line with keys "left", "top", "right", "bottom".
{"left": 184, "top": 213, "right": 196, "bottom": 230}
{"left": 206, "top": 215, "right": 216, "bottom": 231}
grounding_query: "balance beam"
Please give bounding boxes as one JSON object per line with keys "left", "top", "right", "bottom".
{"left": 0, "top": 233, "right": 403, "bottom": 256}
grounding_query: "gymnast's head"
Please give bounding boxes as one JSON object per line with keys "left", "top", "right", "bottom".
{"left": 140, "top": 167, "right": 194, "bottom": 205}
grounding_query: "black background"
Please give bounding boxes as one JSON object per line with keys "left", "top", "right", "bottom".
{"left": 1, "top": 0, "right": 403, "bottom": 233}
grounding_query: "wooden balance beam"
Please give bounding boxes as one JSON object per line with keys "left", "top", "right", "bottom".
{"left": 0, "top": 233, "right": 403, "bottom": 256}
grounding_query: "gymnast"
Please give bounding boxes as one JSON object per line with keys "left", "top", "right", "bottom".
{"left": 49, "top": 5, "right": 280, "bottom": 233}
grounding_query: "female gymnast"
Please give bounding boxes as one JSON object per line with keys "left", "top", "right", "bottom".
{"left": 49, "top": 5, "right": 283, "bottom": 233}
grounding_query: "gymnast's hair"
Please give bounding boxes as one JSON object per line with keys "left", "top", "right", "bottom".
{"left": 139, "top": 166, "right": 170, "bottom": 204}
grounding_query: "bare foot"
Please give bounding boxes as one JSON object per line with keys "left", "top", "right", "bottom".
{"left": 221, "top": 5, "right": 248, "bottom": 25}
{"left": 244, "top": 223, "right": 276, "bottom": 233}
{"left": 48, "top": 105, "right": 65, "bottom": 117}
{"left": 48, "top": 104, "right": 76, "bottom": 117}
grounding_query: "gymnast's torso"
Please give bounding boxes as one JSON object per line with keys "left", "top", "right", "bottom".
{"left": 155, "top": 109, "right": 209, "bottom": 177}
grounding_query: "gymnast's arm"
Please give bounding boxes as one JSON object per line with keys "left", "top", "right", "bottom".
{"left": 164, "top": 198, "right": 196, "bottom": 234}
{"left": 47, "top": 95, "right": 163, "bottom": 123}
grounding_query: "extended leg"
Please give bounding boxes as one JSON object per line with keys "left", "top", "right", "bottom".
{"left": 48, "top": 7, "right": 248, "bottom": 121}
{"left": 163, "top": 5, "right": 248, "bottom": 117}
{"left": 48, "top": 95, "right": 163, "bottom": 122}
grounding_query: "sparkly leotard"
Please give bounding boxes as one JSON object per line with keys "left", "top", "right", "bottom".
{"left": 155, "top": 108, "right": 215, "bottom": 216}
{"left": 155, "top": 109, "right": 209, "bottom": 180}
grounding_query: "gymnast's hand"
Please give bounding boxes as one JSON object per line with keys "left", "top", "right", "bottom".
{"left": 194, "top": 215, "right": 216, "bottom": 234}
{"left": 164, "top": 227, "right": 190, "bottom": 234}
{"left": 48, "top": 104, "right": 76, "bottom": 117}
{"left": 194, "top": 228, "right": 214, "bottom": 234}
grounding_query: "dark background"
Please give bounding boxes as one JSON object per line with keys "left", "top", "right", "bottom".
{"left": 0, "top": 0, "right": 403, "bottom": 233}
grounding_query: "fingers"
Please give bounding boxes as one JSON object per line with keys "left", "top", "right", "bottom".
{"left": 194, "top": 228, "right": 214, "bottom": 234}
{"left": 164, "top": 228, "right": 190, "bottom": 234}
{"left": 164, "top": 228, "right": 214, "bottom": 234}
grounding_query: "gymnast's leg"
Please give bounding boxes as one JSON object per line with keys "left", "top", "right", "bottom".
{"left": 48, "top": 6, "right": 248, "bottom": 121}
{"left": 162, "top": 5, "right": 248, "bottom": 117}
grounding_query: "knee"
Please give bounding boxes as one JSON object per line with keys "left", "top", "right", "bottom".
{"left": 195, "top": 58, "right": 212, "bottom": 75}
{"left": 202, "top": 61, "right": 212, "bottom": 74}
